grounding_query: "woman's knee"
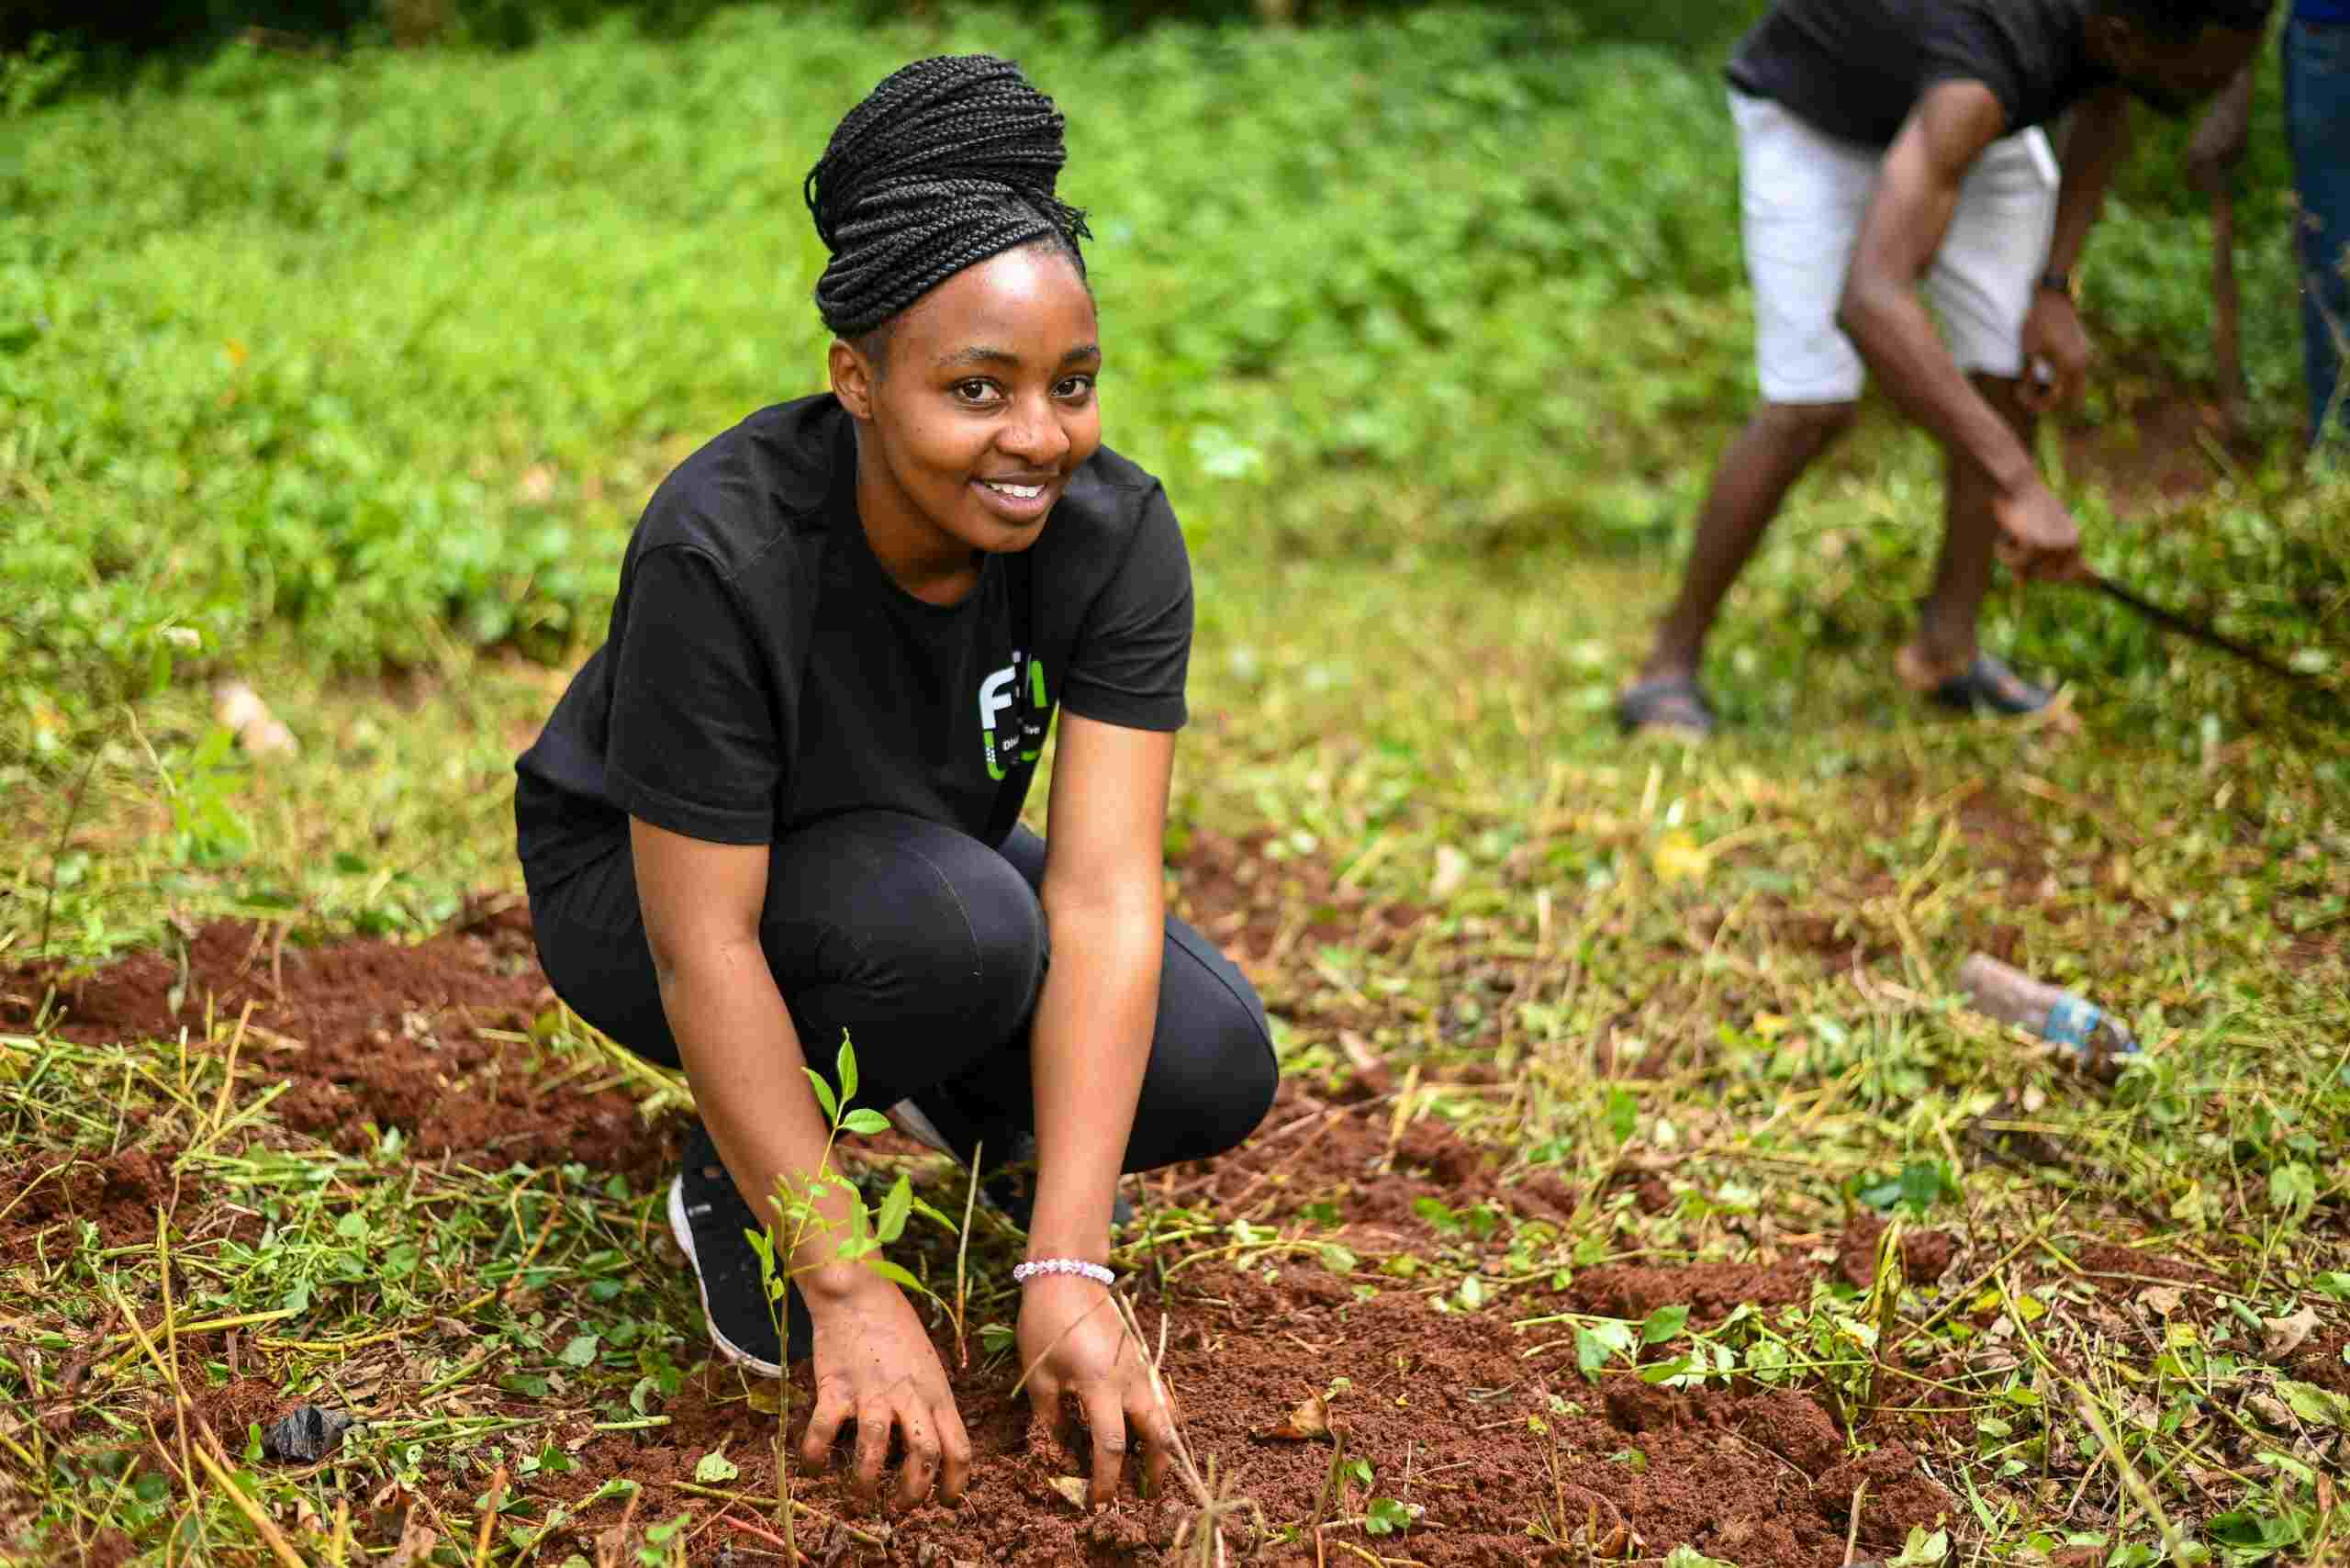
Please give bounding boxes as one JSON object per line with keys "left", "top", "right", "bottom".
{"left": 766, "top": 812, "right": 1046, "bottom": 1040}
{"left": 1136, "top": 933, "right": 1279, "bottom": 1166}
{"left": 1206, "top": 1010, "right": 1280, "bottom": 1151}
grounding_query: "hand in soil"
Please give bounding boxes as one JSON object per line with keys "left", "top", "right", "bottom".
{"left": 1017, "top": 1274, "right": 1176, "bottom": 1507}
{"left": 800, "top": 1275, "right": 971, "bottom": 1509}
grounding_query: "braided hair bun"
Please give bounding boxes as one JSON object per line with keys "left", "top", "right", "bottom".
{"left": 806, "top": 54, "right": 1092, "bottom": 340}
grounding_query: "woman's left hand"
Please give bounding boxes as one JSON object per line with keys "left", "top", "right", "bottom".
{"left": 1016, "top": 1274, "right": 1176, "bottom": 1506}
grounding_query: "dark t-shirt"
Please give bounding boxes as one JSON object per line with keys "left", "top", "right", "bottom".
{"left": 513, "top": 396, "right": 1192, "bottom": 887}
{"left": 1726, "top": 0, "right": 2113, "bottom": 148}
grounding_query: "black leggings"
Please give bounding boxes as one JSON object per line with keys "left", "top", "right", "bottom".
{"left": 526, "top": 812, "right": 1277, "bottom": 1173}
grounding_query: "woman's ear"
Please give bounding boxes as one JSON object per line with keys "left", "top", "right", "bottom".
{"left": 829, "top": 338, "right": 877, "bottom": 420}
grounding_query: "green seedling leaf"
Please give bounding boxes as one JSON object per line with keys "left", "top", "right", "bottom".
{"left": 693, "top": 1448, "right": 739, "bottom": 1484}
{"left": 2314, "top": 1271, "right": 2350, "bottom": 1303}
{"left": 803, "top": 1068, "right": 838, "bottom": 1124}
{"left": 909, "top": 1194, "right": 961, "bottom": 1234}
{"left": 1886, "top": 1525, "right": 1951, "bottom": 1566}
{"left": 1641, "top": 1304, "right": 1690, "bottom": 1345}
{"left": 1576, "top": 1319, "right": 1636, "bottom": 1382}
{"left": 979, "top": 1323, "right": 1015, "bottom": 1356}
{"left": 557, "top": 1333, "right": 599, "bottom": 1368}
{"left": 1662, "top": 1550, "right": 1738, "bottom": 1568}
{"left": 875, "top": 1173, "right": 912, "bottom": 1245}
{"left": 835, "top": 1036, "right": 858, "bottom": 1108}
{"left": 1364, "top": 1497, "right": 1414, "bottom": 1536}
{"left": 1319, "top": 1243, "right": 1358, "bottom": 1274}
{"left": 863, "top": 1258, "right": 929, "bottom": 1294}
{"left": 839, "top": 1108, "right": 891, "bottom": 1136}
{"left": 2269, "top": 1161, "right": 2318, "bottom": 1216}
{"left": 1606, "top": 1088, "right": 1637, "bottom": 1144}
{"left": 2277, "top": 1378, "right": 2350, "bottom": 1428}
{"left": 1413, "top": 1196, "right": 1460, "bottom": 1234}
{"left": 1608, "top": 1447, "right": 1648, "bottom": 1473}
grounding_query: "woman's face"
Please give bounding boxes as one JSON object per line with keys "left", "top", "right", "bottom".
{"left": 833, "top": 243, "right": 1102, "bottom": 591}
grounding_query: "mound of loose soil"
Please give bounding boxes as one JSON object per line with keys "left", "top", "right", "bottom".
{"left": 4, "top": 841, "right": 1982, "bottom": 1566}
{"left": 3, "top": 907, "right": 678, "bottom": 1182}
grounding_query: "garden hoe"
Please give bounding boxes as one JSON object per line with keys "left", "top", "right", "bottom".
{"left": 2079, "top": 567, "right": 2339, "bottom": 706}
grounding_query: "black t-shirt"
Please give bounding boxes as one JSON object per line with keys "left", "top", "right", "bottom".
{"left": 1726, "top": 0, "right": 2113, "bottom": 148}
{"left": 513, "top": 396, "right": 1192, "bottom": 887}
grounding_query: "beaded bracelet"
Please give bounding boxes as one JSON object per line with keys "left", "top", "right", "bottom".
{"left": 1012, "top": 1258, "right": 1114, "bottom": 1287}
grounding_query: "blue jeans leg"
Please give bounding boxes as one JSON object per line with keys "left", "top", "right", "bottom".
{"left": 2286, "top": 18, "right": 2350, "bottom": 449}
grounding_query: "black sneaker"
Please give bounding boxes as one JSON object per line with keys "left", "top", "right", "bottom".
{"left": 885, "top": 1092, "right": 1134, "bottom": 1231}
{"left": 666, "top": 1123, "right": 811, "bottom": 1375}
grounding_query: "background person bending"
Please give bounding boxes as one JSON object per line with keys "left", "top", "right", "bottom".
{"left": 512, "top": 55, "right": 1276, "bottom": 1511}
{"left": 1617, "top": 0, "right": 2273, "bottom": 740}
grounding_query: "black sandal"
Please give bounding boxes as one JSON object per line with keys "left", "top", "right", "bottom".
{"left": 1929, "top": 653, "right": 2052, "bottom": 716}
{"left": 1616, "top": 675, "right": 1718, "bottom": 739}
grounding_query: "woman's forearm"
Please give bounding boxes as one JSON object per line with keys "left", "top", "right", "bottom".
{"left": 1023, "top": 897, "right": 1163, "bottom": 1263}
{"left": 656, "top": 939, "right": 869, "bottom": 1299}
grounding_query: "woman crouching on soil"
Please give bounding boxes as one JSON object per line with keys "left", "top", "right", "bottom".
{"left": 511, "top": 55, "right": 1277, "bottom": 1511}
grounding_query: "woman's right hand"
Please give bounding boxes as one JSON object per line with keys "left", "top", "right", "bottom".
{"left": 799, "top": 1271, "right": 971, "bottom": 1509}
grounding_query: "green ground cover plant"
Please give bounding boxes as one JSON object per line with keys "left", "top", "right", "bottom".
{"left": 3, "top": 5, "right": 2346, "bottom": 1565}
{"left": 2, "top": 1, "right": 2334, "bottom": 722}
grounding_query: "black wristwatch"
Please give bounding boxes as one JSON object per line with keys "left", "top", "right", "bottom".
{"left": 2039, "top": 269, "right": 2074, "bottom": 299}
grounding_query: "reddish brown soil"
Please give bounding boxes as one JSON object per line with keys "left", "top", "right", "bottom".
{"left": 2, "top": 907, "right": 678, "bottom": 1182}
{"left": 2285, "top": 1327, "right": 2350, "bottom": 1396}
{"left": 2054, "top": 388, "right": 2253, "bottom": 511}
{"left": 1170, "top": 826, "right": 1426, "bottom": 980}
{"left": 0, "top": 1146, "right": 182, "bottom": 1258}
{"left": 1835, "top": 1214, "right": 1959, "bottom": 1291}
{"left": 5, "top": 842, "right": 1988, "bottom": 1566}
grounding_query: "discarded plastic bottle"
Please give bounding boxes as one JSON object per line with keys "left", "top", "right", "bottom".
{"left": 1957, "top": 953, "right": 2138, "bottom": 1065}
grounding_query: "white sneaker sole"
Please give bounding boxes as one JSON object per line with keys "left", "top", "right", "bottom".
{"left": 666, "top": 1175, "right": 785, "bottom": 1379}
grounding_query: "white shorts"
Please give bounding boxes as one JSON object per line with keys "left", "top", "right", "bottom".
{"left": 1731, "top": 89, "right": 2062, "bottom": 405}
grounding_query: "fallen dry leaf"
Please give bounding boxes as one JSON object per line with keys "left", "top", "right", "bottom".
{"left": 2138, "top": 1285, "right": 2184, "bottom": 1318}
{"left": 746, "top": 1383, "right": 785, "bottom": 1416}
{"left": 1337, "top": 1031, "right": 1392, "bottom": 1093}
{"left": 2263, "top": 1304, "right": 2322, "bottom": 1359}
{"left": 2246, "top": 1392, "right": 2295, "bottom": 1428}
{"left": 1429, "top": 844, "right": 1470, "bottom": 901}
{"left": 1046, "top": 1475, "right": 1091, "bottom": 1512}
{"left": 383, "top": 1516, "right": 438, "bottom": 1568}
{"left": 1253, "top": 1393, "right": 1332, "bottom": 1443}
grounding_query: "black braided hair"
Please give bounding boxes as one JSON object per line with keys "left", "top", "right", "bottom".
{"left": 805, "top": 54, "right": 1092, "bottom": 343}
{"left": 2099, "top": 0, "right": 2273, "bottom": 34}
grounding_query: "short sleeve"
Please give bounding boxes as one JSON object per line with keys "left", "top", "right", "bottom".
{"left": 1058, "top": 485, "right": 1192, "bottom": 733}
{"left": 1919, "top": 3, "right": 2027, "bottom": 133}
{"left": 605, "top": 546, "right": 785, "bottom": 843}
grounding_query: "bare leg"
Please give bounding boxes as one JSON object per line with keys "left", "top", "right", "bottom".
{"left": 1638, "top": 399, "right": 1857, "bottom": 685}
{"left": 1901, "top": 373, "right": 2045, "bottom": 702}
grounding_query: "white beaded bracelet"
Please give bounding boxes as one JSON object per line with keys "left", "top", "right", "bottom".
{"left": 1013, "top": 1258, "right": 1114, "bottom": 1287}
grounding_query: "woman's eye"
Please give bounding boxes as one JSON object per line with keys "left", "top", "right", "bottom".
{"left": 1055, "top": 375, "right": 1096, "bottom": 399}
{"left": 952, "top": 380, "right": 999, "bottom": 403}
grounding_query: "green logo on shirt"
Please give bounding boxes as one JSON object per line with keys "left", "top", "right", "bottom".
{"left": 979, "top": 653, "right": 1049, "bottom": 781}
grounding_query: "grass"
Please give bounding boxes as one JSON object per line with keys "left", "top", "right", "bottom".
{"left": 4, "top": 2, "right": 2349, "bottom": 1564}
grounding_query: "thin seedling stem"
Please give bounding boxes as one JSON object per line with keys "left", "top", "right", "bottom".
{"left": 36, "top": 747, "right": 103, "bottom": 960}
{"left": 955, "top": 1136, "right": 981, "bottom": 1368}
